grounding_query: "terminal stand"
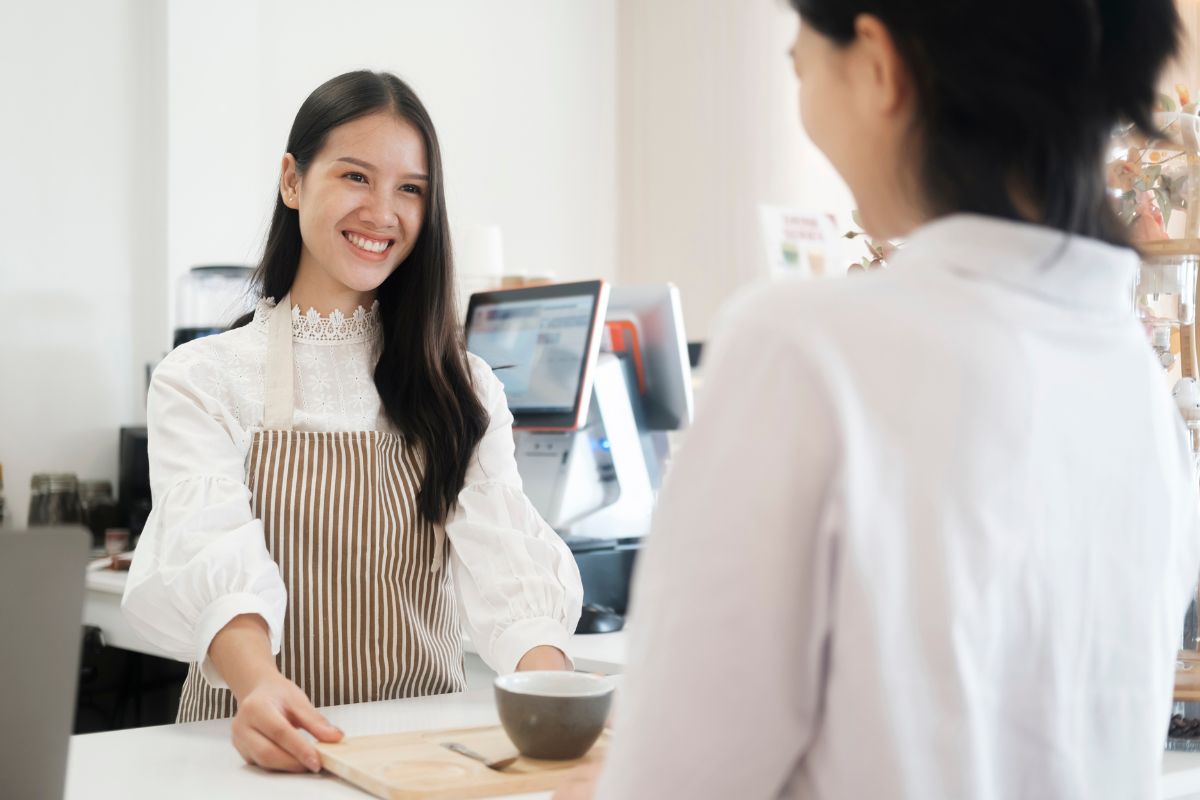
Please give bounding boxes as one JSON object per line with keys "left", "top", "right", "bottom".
{"left": 515, "top": 353, "right": 655, "bottom": 540}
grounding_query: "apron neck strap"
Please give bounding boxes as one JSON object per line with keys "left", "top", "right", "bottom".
{"left": 263, "top": 293, "right": 295, "bottom": 431}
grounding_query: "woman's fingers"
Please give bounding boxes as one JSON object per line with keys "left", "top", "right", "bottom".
{"left": 258, "top": 707, "right": 324, "bottom": 772}
{"left": 234, "top": 727, "right": 310, "bottom": 773}
{"left": 231, "top": 678, "right": 333, "bottom": 773}
{"left": 288, "top": 695, "right": 344, "bottom": 744}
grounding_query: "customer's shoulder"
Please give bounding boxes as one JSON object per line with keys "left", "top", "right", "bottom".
{"left": 716, "top": 272, "right": 899, "bottom": 344}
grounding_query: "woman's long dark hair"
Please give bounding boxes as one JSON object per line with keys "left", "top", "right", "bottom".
{"left": 791, "top": 0, "right": 1181, "bottom": 247}
{"left": 234, "top": 70, "right": 488, "bottom": 525}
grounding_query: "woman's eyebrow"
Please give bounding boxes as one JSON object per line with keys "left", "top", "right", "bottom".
{"left": 335, "top": 156, "right": 429, "bottom": 181}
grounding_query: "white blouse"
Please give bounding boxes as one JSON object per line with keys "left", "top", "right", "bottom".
{"left": 597, "top": 215, "right": 1200, "bottom": 800}
{"left": 122, "top": 300, "right": 583, "bottom": 688}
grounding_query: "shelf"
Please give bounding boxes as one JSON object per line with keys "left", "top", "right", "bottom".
{"left": 1138, "top": 239, "right": 1200, "bottom": 258}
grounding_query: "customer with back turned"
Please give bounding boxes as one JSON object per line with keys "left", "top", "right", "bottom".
{"left": 556, "top": 1, "right": 1200, "bottom": 798}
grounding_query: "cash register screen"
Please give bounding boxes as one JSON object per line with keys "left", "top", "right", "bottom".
{"left": 465, "top": 280, "right": 608, "bottom": 430}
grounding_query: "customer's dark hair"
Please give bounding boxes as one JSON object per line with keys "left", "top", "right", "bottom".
{"left": 790, "top": 0, "right": 1181, "bottom": 245}
{"left": 233, "top": 70, "right": 488, "bottom": 525}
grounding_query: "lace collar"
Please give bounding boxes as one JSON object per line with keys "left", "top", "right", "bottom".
{"left": 251, "top": 297, "right": 381, "bottom": 343}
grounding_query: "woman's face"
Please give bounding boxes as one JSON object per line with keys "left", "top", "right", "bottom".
{"left": 792, "top": 21, "right": 857, "bottom": 185}
{"left": 791, "top": 16, "right": 924, "bottom": 240}
{"left": 281, "top": 111, "right": 429, "bottom": 303}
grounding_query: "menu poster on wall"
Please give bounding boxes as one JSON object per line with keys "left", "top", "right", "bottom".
{"left": 758, "top": 206, "right": 840, "bottom": 279}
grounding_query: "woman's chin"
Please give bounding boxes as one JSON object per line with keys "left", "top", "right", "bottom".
{"left": 339, "top": 266, "right": 398, "bottom": 295}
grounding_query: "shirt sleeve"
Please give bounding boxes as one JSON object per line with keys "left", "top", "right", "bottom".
{"left": 595, "top": 287, "right": 842, "bottom": 799}
{"left": 445, "top": 354, "right": 584, "bottom": 675}
{"left": 121, "top": 343, "right": 286, "bottom": 689}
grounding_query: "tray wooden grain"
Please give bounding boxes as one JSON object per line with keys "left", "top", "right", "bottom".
{"left": 1176, "top": 650, "right": 1200, "bottom": 702}
{"left": 316, "top": 724, "right": 608, "bottom": 799}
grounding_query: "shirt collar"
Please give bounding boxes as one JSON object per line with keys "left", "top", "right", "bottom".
{"left": 890, "top": 214, "right": 1139, "bottom": 316}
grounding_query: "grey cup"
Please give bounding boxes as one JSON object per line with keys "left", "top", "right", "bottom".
{"left": 494, "top": 671, "right": 614, "bottom": 760}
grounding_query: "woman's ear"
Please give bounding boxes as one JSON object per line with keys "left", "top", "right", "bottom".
{"left": 851, "top": 14, "right": 911, "bottom": 118}
{"left": 280, "top": 154, "right": 301, "bottom": 210}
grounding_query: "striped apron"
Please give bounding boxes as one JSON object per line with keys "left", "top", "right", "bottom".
{"left": 177, "top": 294, "right": 466, "bottom": 721}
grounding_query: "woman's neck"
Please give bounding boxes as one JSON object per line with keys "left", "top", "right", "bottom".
{"left": 289, "top": 258, "right": 376, "bottom": 317}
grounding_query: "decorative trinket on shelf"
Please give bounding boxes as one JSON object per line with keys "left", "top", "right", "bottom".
{"left": 842, "top": 209, "right": 898, "bottom": 272}
{"left": 1108, "top": 85, "right": 1200, "bottom": 242}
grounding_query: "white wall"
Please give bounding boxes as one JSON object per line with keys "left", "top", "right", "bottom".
{"left": 166, "top": 0, "right": 619, "bottom": 332}
{"left": 617, "top": 0, "right": 854, "bottom": 340}
{"left": 0, "top": 0, "right": 167, "bottom": 527}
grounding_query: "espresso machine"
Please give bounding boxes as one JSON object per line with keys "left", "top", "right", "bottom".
{"left": 173, "top": 265, "right": 254, "bottom": 348}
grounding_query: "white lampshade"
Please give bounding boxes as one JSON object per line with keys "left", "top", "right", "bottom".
{"left": 456, "top": 224, "right": 505, "bottom": 280}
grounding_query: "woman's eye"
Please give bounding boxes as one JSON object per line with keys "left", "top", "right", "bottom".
{"left": 344, "top": 172, "right": 368, "bottom": 183}
{"left": 400, "top": 184, "right": 424, "bottom": 196}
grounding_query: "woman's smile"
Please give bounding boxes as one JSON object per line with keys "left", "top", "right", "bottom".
{"left": 343, "top": 229, "right": 395, "bottom": 260}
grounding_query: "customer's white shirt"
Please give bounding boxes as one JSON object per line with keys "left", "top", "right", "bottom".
{"left": 122, "top": 300, "right": 582, "bottom": 686}
{"left": 597, "top": 215, "right": 1200, "bottom": 800}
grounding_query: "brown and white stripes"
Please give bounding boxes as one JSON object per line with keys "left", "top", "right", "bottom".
{"left": 176, "top": 429, "right": 466, "bottom": 722}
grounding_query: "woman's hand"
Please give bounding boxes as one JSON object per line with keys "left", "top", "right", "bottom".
{"left": 231, "top": 672, "right": 343, "bottom": 773}
{"left": 209, "top": 614, "right": 343, "bottom": 773}
{"left": 516, "top": 645, "right": 570, "bottom": 671}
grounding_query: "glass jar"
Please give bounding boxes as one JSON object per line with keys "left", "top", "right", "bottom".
{"left": 1135, "top": 251, "right": 1199, "bottom": 370}
{"left": 28, "top": 473, "right": 81, "bottom": 526}
{"left": 79, "top": 480, "right": 117, "bottom": 549}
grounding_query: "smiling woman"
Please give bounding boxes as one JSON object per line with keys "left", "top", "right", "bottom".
{"left": 121, "top": 71, "right": 583, "bottom": 775}
{"left": 247, "top": 73, "right": 472, "bottom": 531}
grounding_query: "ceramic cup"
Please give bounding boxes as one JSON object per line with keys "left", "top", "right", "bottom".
{"left": 493, "top": 671, "right": 614, "bottom": 760}
{"left": 104, "top": 527, "right": 130, "bottom": 556}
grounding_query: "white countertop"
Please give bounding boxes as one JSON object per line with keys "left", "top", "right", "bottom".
{"left": 1167, "top": 752, "right": 1200, "bottom": 800}
{"left": 77, "top": 565, "right": 1200, "bottom": 799}
{"left": 67, "top": 654, "right": 558, "bottom": 800}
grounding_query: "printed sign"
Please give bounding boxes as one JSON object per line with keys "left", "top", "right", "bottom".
{"left": 759, "top": 206, "right": 840, "bottom": 279}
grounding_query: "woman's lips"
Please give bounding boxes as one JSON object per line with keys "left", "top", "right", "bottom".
{"left": 343, "top": 231, "right": 394, "bottom": 259}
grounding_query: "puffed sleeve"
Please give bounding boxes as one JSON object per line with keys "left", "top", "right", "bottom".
{"left": 121, "top": 342, "right": 286, "bottom": 689}
{"left": 445, "top": 353, "right": 584, "bottom": 675}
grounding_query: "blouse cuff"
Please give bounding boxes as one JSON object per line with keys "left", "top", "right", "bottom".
{"left": 491, "top": 616, "right": 577, "bottom": 675}
{"left": 195, "top": 592, "right": 283, "bottom": 689}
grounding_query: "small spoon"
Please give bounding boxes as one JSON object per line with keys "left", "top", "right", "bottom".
{"left": 442, "top": 742, "right": 520, "bottom": 772}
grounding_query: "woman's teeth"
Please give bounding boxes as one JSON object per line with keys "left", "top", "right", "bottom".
{"left": 346, "top": 232, "right": 390, "bottom": 253}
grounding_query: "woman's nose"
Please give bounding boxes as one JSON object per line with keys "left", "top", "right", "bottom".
{"left": 360, "top": 187, "right": 399, "bottom": 229}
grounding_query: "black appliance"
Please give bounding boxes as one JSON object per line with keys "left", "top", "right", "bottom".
{"left": 564, "top": 536, "right": 641, "bottom": 633}
{"left": 118, "top": 426, "right": 151, "bottom": 539}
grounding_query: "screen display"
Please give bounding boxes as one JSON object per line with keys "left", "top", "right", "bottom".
{"left": 467, "top": 294, "right": 596, "bottom": 414}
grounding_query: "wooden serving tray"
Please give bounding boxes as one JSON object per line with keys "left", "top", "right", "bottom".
{"left": 316, "top": 724, "right": 609, "bottom": 800}
{"left": 1176, "top": 650, "right": 1200, "bottom": 702}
